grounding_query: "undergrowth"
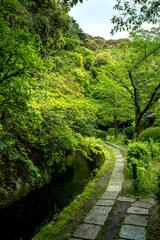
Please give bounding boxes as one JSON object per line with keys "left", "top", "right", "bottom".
{"left": 106, "top": 134, "right": 126, "bottom": 146}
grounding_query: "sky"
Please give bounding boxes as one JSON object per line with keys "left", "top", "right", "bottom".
{"left": 69, "top": 0, "right": 157, "bottom": 40}
{"left": 69, "top": 0, "right": 129, "bottom": 40}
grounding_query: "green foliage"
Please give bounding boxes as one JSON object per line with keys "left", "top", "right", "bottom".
{"left": 64, "top": 0, "right": 83, "bottom": 7}
{"left": 127, "top": 142, "right": 151, "bottom": 165}
{"left": 96, "top": 130, "right": 107, "bottom": 140}
{"left": 148, "top": 139, "right": 160, "bottom": 159}
{"left": 107, "top": 128, "right": 115, "bottom": 135}
{"left": 139, "top": 127, "right": 160, "bottom": 142}
{"left": 93, "top": 53, "right": 111, "bottom": 67}
{"left": 127, "top": 141, "right": 160, "bottom": 196}
{"left": 124, "top": 126, "right": 135, "bottom": 140}
{"left": 157, "top": 171, "right": 160, "bottom": 206}
{"left": 2, "top": 0, "right": 160, "bottom": 212}
{"left": 153, "top": 120, "right": 160, "bottom": 127}
{"left": 111, "top": 0, "right": 160, "bottom": 33}
{"left": 106, "top": 134, "right": 126, "bottom": 146}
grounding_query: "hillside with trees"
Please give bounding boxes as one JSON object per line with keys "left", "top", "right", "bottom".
{"left": 1, "top": 3, "right": 160, "bottom": 239}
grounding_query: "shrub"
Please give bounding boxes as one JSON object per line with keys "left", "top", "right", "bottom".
{"left": 127, "top": 141, "right": 151, "bottom": 165}
{"left": 147, "top": 139, "right": 160, "bottom": 159}
{"left": 124, "top": 126, "right": 135, "bottom": 139}
{"left": 107, "top": 128, "right": 114, "bottom": 135}
{"left": 96, "top": 130, "right": 106, "bottom": 140}
{"left": 153, "top": 120, "right": 160, "bottom": 127}
{"left": 139, "top": 127, "right": 160, "bottom": 142}
{"left": 127, "top": 141, "right": 160, "bottom": 197}
{"left": 157, "top": 171, "right": 160, "bottom": 206}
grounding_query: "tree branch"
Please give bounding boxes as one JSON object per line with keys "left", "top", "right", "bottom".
{"left": 131, "top": 44, "right": 160, "bottom": 71}
{"left": 47, "top": 45, "right": 64, "bottom": 58}
{"left": 106, "top": 74, "right": 134, "bottom": 100}
{"left": 141, "top": 81, "right": 160, "bottom": 117}
{"left": 3, "top": 67, "right": 27, "bottom": 80}
{"left": 128, "top": 70, "right": 141, "bottom": 115}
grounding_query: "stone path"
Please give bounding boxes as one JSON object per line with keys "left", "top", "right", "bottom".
{"left": 69, "top": 146, "right": 124, "bottom": 240}
{"left": 69, "top": 145, "right": 156, "bottom": 240}
{"left": 117, "top": 197, "right": 156, "bottom": 240}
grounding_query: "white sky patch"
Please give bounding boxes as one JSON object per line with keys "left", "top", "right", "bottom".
{"left": 69, "top": 0, "right": 129, "bottom": 40}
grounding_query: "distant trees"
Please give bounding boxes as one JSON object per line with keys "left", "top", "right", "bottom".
{"left": 107, "top": 29, "right": 160, "bottom": 137}
{"left": 20, "top": 0, "right": 71, "bottom": 57}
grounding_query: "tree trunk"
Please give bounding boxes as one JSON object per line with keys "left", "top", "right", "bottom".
{"left": 114, "top": 115, "right": 119, "bottom": 138}
{"left": 135, "top": 116, "right": 142, "bottom": 139}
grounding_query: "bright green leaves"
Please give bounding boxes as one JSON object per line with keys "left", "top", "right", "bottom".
{"left": 63, "top": 0, "right": 83, "bottom": 7}
{"left": 111, "top": 0, "right": 160, "bottom": 33}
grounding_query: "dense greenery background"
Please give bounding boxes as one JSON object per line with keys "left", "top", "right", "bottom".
{"left": 0, "top": 0, "right": 160, "bottom": 205}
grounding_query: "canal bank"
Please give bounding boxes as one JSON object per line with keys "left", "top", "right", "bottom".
{"left": 33, "top": 144, "right": 115, "bottom": 240}
{"left": 0, "top": 149, "right": 106, "bottom": 240}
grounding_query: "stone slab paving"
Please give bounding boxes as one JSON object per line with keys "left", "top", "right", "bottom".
{"left": 119, "top": 225, "right": 146, "bottom": 240}
{"left": 118, "top": 198, "right": 156, "bottom": 240}
{"left": 70, "top": 146, "right": 131, "bottom": 240}
{"left": 107, "top": 184, "right": 122, "bottom": 192}
{"left": 127, "top": 206, "right": 149, "bottom": 215}
{"left": 72, "top": 223, "right": 101, "bottom": 240}
{"left": 132, "top": 201, "right": 152, "bottom": 209}
{"left": 140, "top": 198, "right": 156, "bottom": 205}
{"left": 110, "top": 175, "right": 124, "bottom": 182}
{"left": 112, "top": 169, "right": 124, "bottom": 175}
{"left": 96, "top": 199, "right": 115, "bottom": 206}
{"left": 101, "top": 190, "right": 119, "bottom": 199}
{"left": 83, "top": 206, "right": 112, "bottom": 225}
{"left": 115, "top": 154, "right": 122, "bottom": 157}
{"left": 70, "top": 239, "right": 83, "bottom": 240}
{"left": 116, "top": 159, "right": 125, "bottom": 162}
{"left": 124, "top": 214, "right": 147, "bottom": 226}
{"left": 118, "top": 197, "right": 135, "bottom": 203}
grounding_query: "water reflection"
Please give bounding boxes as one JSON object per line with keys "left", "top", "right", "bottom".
{"left": 0, "top": 151, "right": 93, "bottom": 240}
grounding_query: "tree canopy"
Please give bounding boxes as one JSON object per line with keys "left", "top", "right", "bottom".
{"left": 111, "top": 0, "right": 160, "bottom": 33}
{"left": 1, "top": 0, "right": 160, "bottom": 210}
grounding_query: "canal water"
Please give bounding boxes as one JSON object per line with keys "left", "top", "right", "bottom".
{"left": 0, "top": 151, "right": 95, "bottom": 240}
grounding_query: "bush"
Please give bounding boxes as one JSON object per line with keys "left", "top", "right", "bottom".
{"left": 157, "top": 171, "right": 160, "bottom": 206}
{"left": 127, "top": 141, "right": 160, "bottom": 197}
{"left": 127, "top": 141, "right": 151, "bottom": 165}
{"left": 147, "top": 139, "right": 160, "bottom": 159}
{"left": 96, "top": 130, "right": 106, "bottom": 140}
{"left": 124, "top": 126, "right": 135, "bottom": 139}
{"left": 139, "top": 127, "right": 160, "bottom": 142}
{"left": 107, "top": 128, "right": 114, "bottom": 135}
{"left": 153, "top": 120, "right": 160, "bottom": 127}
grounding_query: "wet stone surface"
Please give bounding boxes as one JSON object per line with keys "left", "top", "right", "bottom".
{"left": 119, "top": 224, "right": 146, "bottom": 240}
{"left": 107, "top": 184, "right": 121, "bottom": 192}
{"left": 124, "top": 214, "right": 147, "bottom": 226}
{"left": 72, "top": 223, "right": 101, "bottom": 240}
{"left": 70, "top": 239, "right": 82, "bottom": 240}
{"left": 127, "top": 206, "right": 149, "bottom": 215}
{"left": 101, "top": 191, "right": 119, "bottom": 200}
{"left": 110, "top": 175, "right": 124, "bottom": 182}
{"left": 118, "top": 197, "right": 135, "bottom": 203}
{"left": 100, "top": 201, "right": 131, "bottom": 240}
{"left": 96, "top": 199, "right": 115, "bottom": 206}
{"left": 83, "top": 206, "right": 112, "bottom": 225}
{"left": 140, "top": 198, "right": 156, "bottom": 205}
{"left": 132, "top": 201, "right": 152, "bottom": 209}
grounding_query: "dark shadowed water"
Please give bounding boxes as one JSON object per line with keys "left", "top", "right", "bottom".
{"left": 0, "top": 151, "right": 93, "bottom": 240}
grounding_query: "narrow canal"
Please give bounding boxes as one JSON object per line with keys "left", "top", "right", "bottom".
{"left": 0, "top": 151, "right": 95, "bottom": 240}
